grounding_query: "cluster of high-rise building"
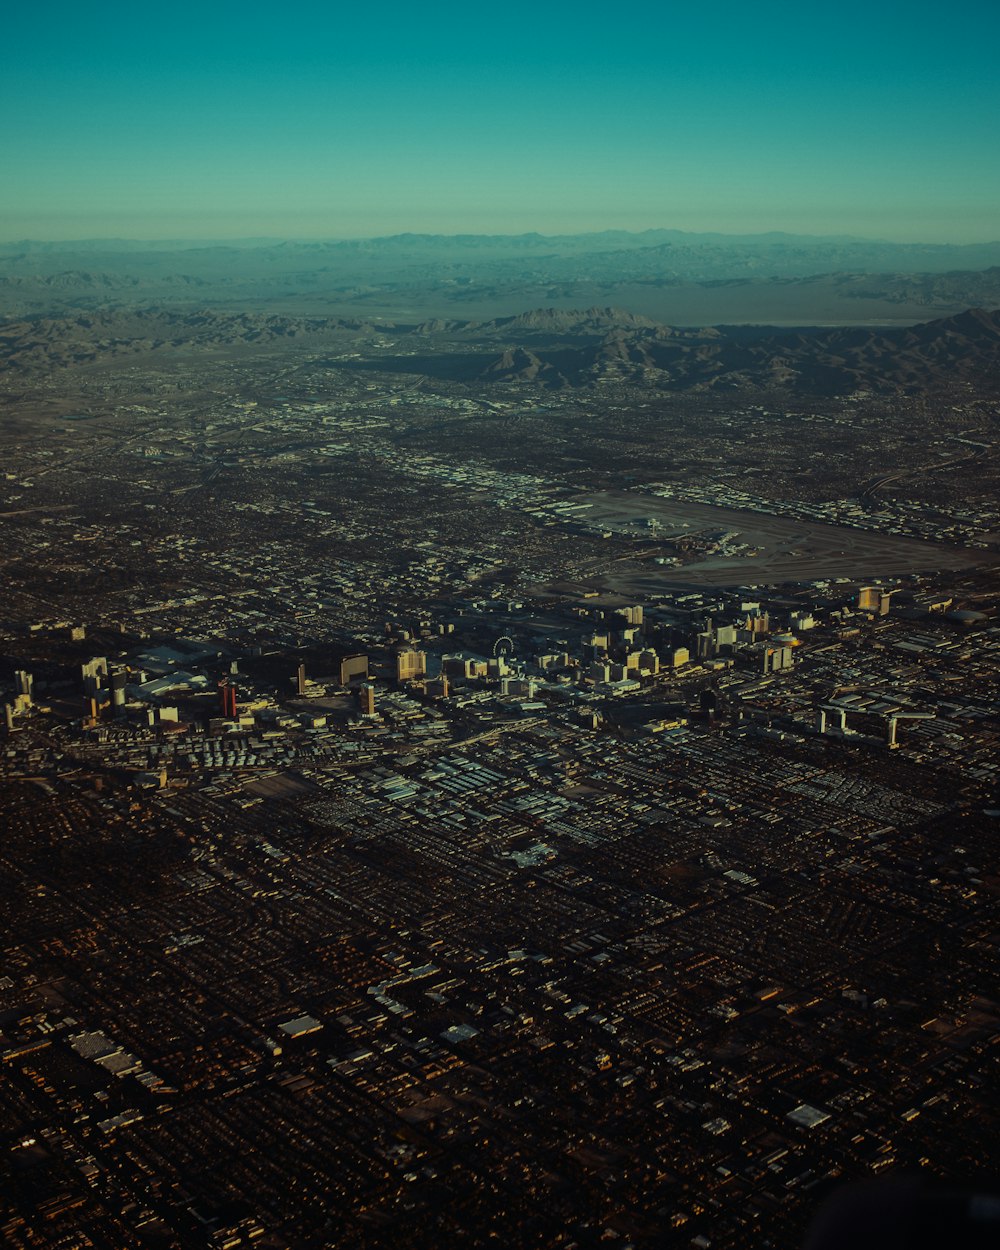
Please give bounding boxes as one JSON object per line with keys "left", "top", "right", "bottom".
{"left": 0, "top": 563, "right": 997, "bottom": 1248}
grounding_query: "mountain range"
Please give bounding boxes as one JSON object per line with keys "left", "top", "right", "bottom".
{"left": 2, "top": 230, "right": 1000, "bottom": 324}
{"left": 2, "top": 305, "right": 999, "bottom": 398}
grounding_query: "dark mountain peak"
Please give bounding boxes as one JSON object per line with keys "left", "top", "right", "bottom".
{"left": 470, "top": 305, "right": 1000, "bottom": 396}
{"left": 484, "top": 346, "right": 544, "bottom": 371}
{"left": 481, "top": 345, "right": 570, "bottom": 386}
{"left": 938, "top": 306, "right": 1000, "bottom": 334}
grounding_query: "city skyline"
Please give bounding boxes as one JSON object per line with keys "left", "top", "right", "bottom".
{"left": 3, "top": 4, "right": 999, "bottom": 1242}
{"left": 1, "top": 304, "right": 997, "bottom": 1245}
{"left": 4, "top": 0, "right": 999, "bottom": 244}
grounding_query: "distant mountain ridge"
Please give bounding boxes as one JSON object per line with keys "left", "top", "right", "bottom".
{"left": 1, "top": 305, "right": 998, "bottom": 397}
{"left": 1, "top": 229, "right": 1000, "bottom": 323}
{"left": 0, "top": 309, "right": 379, "bottom": 371}
{"left": 476, "top": 306, "right": 1000, "bottom": 394}
{"left": 3, "top": 227, "right": 998, "bottom": 257}
{"left": 476, "top": 306, "right": 662, "bottom": 335}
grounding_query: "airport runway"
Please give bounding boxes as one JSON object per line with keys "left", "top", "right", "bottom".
{"left": 572, "top": 491, "right": 985, "bottom": 590}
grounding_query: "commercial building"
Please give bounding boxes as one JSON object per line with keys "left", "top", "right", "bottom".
{"left": 396, "top": 649, "right": 428, "bottom": 682}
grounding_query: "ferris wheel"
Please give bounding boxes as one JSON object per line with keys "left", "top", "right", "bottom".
{"left": 493, "top": 635, "right": 515, "bottom": 658}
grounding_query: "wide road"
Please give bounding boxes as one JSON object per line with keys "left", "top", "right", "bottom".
{"left": 859, "top": 444, "right": 993, "bottom": 505}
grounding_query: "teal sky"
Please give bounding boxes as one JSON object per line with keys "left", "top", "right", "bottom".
{"left": 3, "top": 0, "right": 999, "bottom": 243}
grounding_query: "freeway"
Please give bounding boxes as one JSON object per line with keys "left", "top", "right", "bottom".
{"left": 860, "top": 443, "right": 994, "bottom": 505}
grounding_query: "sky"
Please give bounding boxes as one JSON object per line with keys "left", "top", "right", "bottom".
{"left": 3, "top": 0, "right": 999, "bottom": 243}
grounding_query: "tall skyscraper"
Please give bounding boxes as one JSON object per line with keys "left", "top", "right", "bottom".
{"left": 219, "top": 681, "right": 238, "bottom": 719}
{"left": 858, "top": 586, "right": 891, "bottom": 615}
{"left": 396, "top": 649, "right": 427, "bottom": 682}
{"left": 81, "top": 657, "right": 108, "bottom": 698}
{"left": 337, "top": 654, "right": 369, "bottom": 685}
{"left": 110, "top": 667, "right": 128, "bottom": 708}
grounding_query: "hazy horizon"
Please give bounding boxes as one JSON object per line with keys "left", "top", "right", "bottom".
{"left": 3, "top": 224, "right": 1000, "bottom": 249}
{"left": 4, "top": 0, "right": 999, "bottom": 247}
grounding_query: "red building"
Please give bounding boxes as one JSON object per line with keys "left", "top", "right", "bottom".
{"left": 219, "top": 680, "right": 237, "bottom": 719}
